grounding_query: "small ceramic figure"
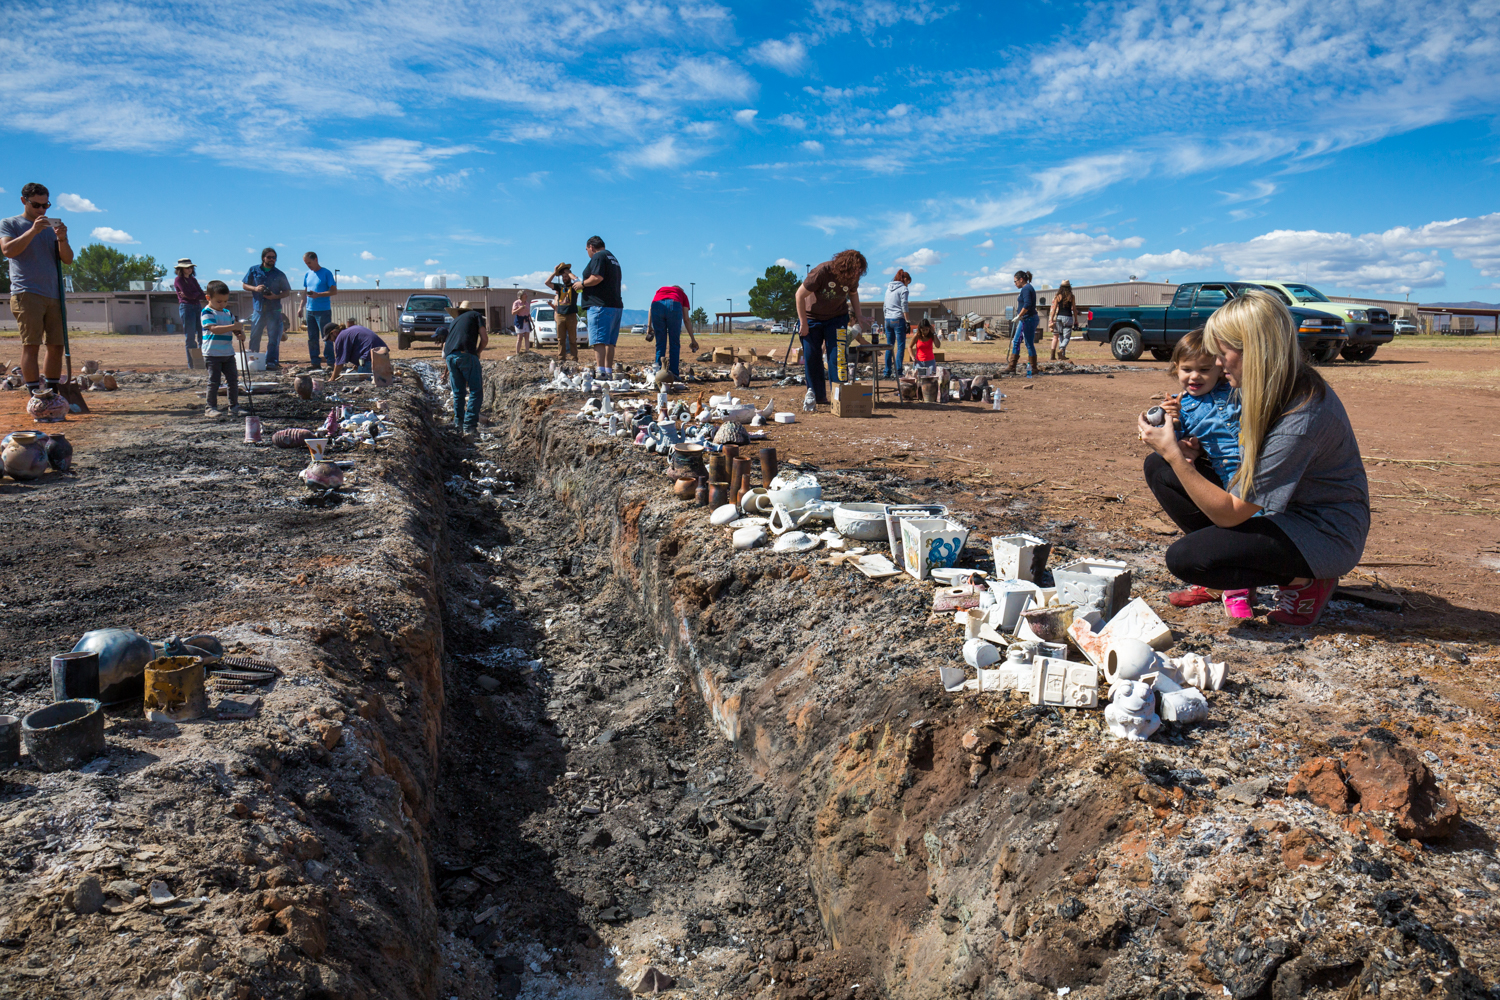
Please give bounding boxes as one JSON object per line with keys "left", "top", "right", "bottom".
{"left": 1104, "top": 680, "right": 1161, "bottom": 741}
{"left": 1159, "top": 687, "right": 1209, "bottom": 724}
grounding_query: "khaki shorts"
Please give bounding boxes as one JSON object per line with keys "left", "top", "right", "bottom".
{"left": 10, "top": 292, "right": 64, "bottom": 346}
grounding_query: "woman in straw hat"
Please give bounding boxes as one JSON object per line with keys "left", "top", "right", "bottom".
{"left": 173, "top": 257, "right": 207, "bottom": 365}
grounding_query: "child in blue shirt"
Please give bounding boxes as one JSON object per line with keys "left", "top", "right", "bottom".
{"left": 1161, "top": 327, "right": 1251, "bottom": 619}
{"left": 199, "top": 280, "right": 246, "bottom": 418}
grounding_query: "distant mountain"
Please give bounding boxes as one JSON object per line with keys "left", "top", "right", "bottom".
{"left": 621, "top": 309, "right": 647, "bottom": 326}
{"left": 1426, "top": 301, "right": 1500, "bottom": 309}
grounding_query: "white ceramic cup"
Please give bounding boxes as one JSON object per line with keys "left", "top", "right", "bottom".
{"left": 306, "top": 437, "right": 329, "bottom": 461}
{"left": 963, "top": 637, "right": 999, "bottom": 669}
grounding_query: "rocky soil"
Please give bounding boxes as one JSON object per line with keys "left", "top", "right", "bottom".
{"left": 1, "top": 353, "right": 1496, "bottom": 1000}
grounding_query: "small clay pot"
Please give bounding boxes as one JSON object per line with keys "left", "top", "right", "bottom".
{"left": 709, "top": 482, "right": 729, "bottom": 508}
{"left": 45, "top": 432, "right": 72, "bottom": 472}
{"left": 919, "top": 377, "right": 939, "bottom": 402}
{"left": 2, "top": 431, "right": 50, "bottom": 481}
{"left": 694, "top": 476, "right": 709, "bottom": 507}
{"left": 294, "top": 375, "right": 313, "bottom": 400}
{"left": 672, "top": 477, "right": 697, "bottom": 500}
{"left": 26, "top": 389, "right": 67, "bottom": 422}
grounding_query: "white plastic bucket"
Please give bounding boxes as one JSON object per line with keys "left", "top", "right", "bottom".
{"left": 243, "top": 352, "right": 267, "bottom": 372}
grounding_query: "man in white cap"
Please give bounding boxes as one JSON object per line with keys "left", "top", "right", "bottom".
{"left": 173, "top": 257, "right": 207, "bottom": 365}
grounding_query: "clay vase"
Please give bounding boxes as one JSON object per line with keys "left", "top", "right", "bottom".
{"left": 671, "top": 442, "right": 708, "bottom": 481}
{"left": 694, "top": 476, "right": 709, "bottom": 507}
{"left": 2, "top": 432, "right": 50, "bottom": 481}
{"left": 671, "top": 477, "right": 696, "bottom": 500}
{"left": 27, "top": 389, "right": 67, "bottom": 422}
{"left": 44, "top": 432, "right": 72, "bottom": 472}
{"left": 294, "top": 375, "right": 313, "bottom": 401}
{"left": 300, "top": 461, "right": 345, "bottom": 489}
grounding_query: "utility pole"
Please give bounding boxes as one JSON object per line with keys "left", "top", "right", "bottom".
{"left": 726, "top": 298, "right": 732, "bottom": 335}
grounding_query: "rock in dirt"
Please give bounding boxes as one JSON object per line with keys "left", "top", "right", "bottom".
{"left": 1203, "top": 935, "right": 1291, "bottom": 999}
{"left": 1220, "top": 775, "right": 1272, "bottom": 805}
{"left": 149, "top": 880, "right": 176, "bottom": 906}
{"left": 633, "top": 966, "right": 676, "bottom": 994}
{"left": 477, "top": 675, "right": 500, "bottom": 692}
{"left": 1340, "top": 737, "right": 1461, "bottom": 840}
{"left": 277, "top": 904, "right": 329, "bottom": 958}
{"left": 67, "top": 875, "right": 104, "bottom": 915}
{"left": 1287, "top": 757, "right": 1350, "bottom": 813}
{"left": 106, "top": 879, "right": 142, "bottom": 899}
{"left": 1280, "top": 827, "right": 1332, "bottom": 869}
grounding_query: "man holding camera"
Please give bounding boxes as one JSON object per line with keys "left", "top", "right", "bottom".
{"left": 1, "top": 182, "right": 74, "bottom": 393}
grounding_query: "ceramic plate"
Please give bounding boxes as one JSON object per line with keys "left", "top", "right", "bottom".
{"left": 727, "top": 517, "right": 769, "bottom": 528}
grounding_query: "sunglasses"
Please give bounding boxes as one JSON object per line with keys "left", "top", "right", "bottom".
{"left": 27, "top": 201, "right": 50, "bottom": 210}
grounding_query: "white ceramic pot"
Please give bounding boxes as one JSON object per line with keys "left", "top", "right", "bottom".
{"left": 766, "top": 472, "right": 821, "bottom": 510}
{"left": 1104, "top": 638, "right": 1161, "bottom": 686}
{"left": 832, "top": 503, "right": 889, "bottom": 540}
{"left": 962, "top": 638, "right": 999, "bottom": 669}
{"left": 740, "top": 488, "right": 772, "bottom": 515}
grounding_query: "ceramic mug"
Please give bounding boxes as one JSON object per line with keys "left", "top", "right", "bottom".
{"left": 962, "top": 637, "right": 999, "bottom": 669}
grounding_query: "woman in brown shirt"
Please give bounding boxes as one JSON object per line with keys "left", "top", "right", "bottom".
{"left": 793, "top": 249, "right": 867, "bottom": 405}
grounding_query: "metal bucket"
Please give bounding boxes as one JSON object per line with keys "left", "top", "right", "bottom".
{"left": 51, "top": 650, "right": 101, "bottom": 702}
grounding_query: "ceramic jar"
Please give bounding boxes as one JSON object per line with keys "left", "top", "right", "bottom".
{"left": 45, "top": 432, "right": 73, "bottom": 471}
{"left": 2, "top": 431, "right": 50, "bottom": 481}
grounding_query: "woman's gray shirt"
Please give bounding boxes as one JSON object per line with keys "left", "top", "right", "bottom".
{"left": 1229, "top": 385, "right": 1369, "bottom": 579}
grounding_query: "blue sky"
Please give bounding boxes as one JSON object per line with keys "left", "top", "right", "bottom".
{"left": 4, "top": 0, "right": 1499, "bottom": 311}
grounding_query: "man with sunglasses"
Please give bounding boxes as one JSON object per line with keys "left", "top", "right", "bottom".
{"left": 0, "top": 183, "right": 73, "bottom": 393}
{"left": 242, "top": 247, "right": 291, "bottom": 370}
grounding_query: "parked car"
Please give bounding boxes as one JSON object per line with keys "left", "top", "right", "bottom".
{"left": 630, "top": 323, "right": 646, "bottom": 336}
{"left": 770, "top": 321, "right": 788, "bottom": 334}
{"left": 532, "top": 302, "right": 557, "bottom": 345}
{"left": 1250, "top": 281, "right": 1394, "bottom": 361}
{"left": 1393, "top": 317, "right": 1419, "bottom": 336}
{"left": 1083, "top": 281, "right": 1347, "bottom": 362}
{"left": 396, "top": 293, "right": 454, "bottom": 350}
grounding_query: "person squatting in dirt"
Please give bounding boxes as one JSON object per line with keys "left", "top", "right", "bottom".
{"left": 1138, "top": 290, "right": 1369, "bottom": 627}
{"left": 1, "top": 182, "right": 74, "bottom": 393}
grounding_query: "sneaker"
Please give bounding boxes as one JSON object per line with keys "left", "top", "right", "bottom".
{"left": 204, "top": 407, "right": 221, "bottom": 418}
{"left": 1222, "top": 589, "right": 1253, "bottom": 619}
{"left": 1168, "top": 585, "right": 1218, "bottom": 608}
{"left": 230, "top": 405, "right": 249, "bottom": 416}
{"left": 1269, "top": 578, "right": 1338, "bottom": 626}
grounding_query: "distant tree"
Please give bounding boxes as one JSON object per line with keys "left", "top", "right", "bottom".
{"left": 690, "top": 306, "right": 708, "bottom": 327}
{"left": 65, "top": 243, "right": 167, "bottom": 292}
{"left": 0, "top": 265, "right": 8, "bottom": 295}
{"left": 747, "top": 265, "right": 800, "bottom": 324}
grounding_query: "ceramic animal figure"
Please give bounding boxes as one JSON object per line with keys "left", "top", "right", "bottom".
{"left": 731, "top": 361, "right": 751, "bottom": 388}
{"left": 1104, "top": 680, "right": 1161, "bottom": 741}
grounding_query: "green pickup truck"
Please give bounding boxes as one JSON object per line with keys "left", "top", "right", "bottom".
{"left": 1249, "top": 281, "right": 1394, "bottom": 361}
{"left": 1082, "top": 281, "right": 1348, "bottom": 362}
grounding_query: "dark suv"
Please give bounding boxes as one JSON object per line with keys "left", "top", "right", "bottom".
{"left": 397, "top": 294, "right": 454, "bottom": 349}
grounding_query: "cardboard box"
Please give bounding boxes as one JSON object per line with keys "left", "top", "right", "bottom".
{"left": 713, "top": 346, "right": 735, "bottom": 364}
{"left": 831, "top": 381, "right": 873, "bottom": 418}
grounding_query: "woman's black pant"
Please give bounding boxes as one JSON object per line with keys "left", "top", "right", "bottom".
{"left": 1144, "top": 453, "right": 1312, "bottom": 589}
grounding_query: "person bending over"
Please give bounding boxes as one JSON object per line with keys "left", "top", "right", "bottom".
{"left": 795, "top": 249, "right": 866, "bottom": 406}
{"left": 1138, "top": 291, "right": 1369, "bottom": 626}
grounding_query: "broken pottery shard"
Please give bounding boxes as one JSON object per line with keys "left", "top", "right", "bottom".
{"left": 1098, "top": 597, "right": 1172, "bottom": 652}
{"left": 938, "top": 666, "right": 972, "bottom": 693}
{"left": 933, "top": 585, "right": 983, "bottom": 612}
{"left": 634, "top": 967, "right": 677, "bottom": 994}
{"left": 1029, "top": 657, "right": 1097, "bottom": 709}
{"left": 732, "top": 526, "right": 768, "bottom": 550}
{"left": 1158, "top": 687, "right": 1208, "bottom": 724}
{"left": 1340, "top": 737, "right": 1461, "bottom": 840}
{"left": 1220, "top": 775, "right": 1272, "bottom": 806}
{"left": 1169, "top": 652, "right": 1227, "bottom": 691}
{"left": 149, "top": 880, "right": 177, "bottom": 906}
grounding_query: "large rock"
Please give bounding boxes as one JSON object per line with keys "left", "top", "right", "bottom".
{"left": 277, "top": 904, "right": 329, "bottom": 958}
{"left": 1287, "top": 757, "right": 1350, "bottom": 814}
{"left": 1341, "top": 738, "right": 1461, "bottom": 840}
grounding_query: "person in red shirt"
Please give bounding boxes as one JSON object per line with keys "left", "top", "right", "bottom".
{"left": 908, "top": 318, "right": 937, "bottom": 374}
{"left": 647, "top": 285, "right": 698, "bottom": 377}
{"left": 173, "top": 258, "right": 207, "bottom": 365}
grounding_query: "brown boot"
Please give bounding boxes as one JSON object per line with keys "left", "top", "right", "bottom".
{"left": 1005, "top": 353, "right": 1019, "bottom": 374}
{"left": 1050, "top": 346, "right": 1057, "bottom": 360}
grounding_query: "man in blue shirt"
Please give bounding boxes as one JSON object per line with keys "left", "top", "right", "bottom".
{"left": 242, "top": 247, "right": 291, "bottom": 371}
{"left": 326, "top": 321, "right": 387, "bottom": 379}
{"left": 301, "top": 251, "right": 337, "bottom": 368}
{"left": 0, "top": 183, "right": 74, "bottom": 393}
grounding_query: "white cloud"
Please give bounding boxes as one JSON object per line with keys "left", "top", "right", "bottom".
{"left": 1381, "top": 212, "right": 1500, "bottom": 278}
{"left": 975, "top": 239, "right": 994, "bottom": 249}
{"left": 774, "top": 258, "right": 801, "bottom": 271}
{"left": 858, "top": 283, "right": 884, "bottom": 300}
{"left": 805, "top": 215, "right": 858, "bottom": 236}
{"left": 91, "top": 226, "right": 137, "bottom": 244}
{"left": 967, "top": 230, "right": 1212, "bottom": 289}
{"left": 507, "top": 270, "right": 554, "bottom": 288}
{"left": 217, "top": 268, "right": 235, "bottom": 275}
{"left": 424, "top": 259, "right": 440, "bottom": 266}
{"left": 909, "top": 282, "right": 927, "bottom": 296}
{"left": 895, "top": 247, "right": 944, "bottom": 272}
{"left": 360, "top": 250, "right": 379, "bottom": 260}
{"left": 733, "top": 109, "right": 758, "bottom": 125}
{"left": 750, "top": 37, "right": 809, "bottom": 75}
{"left": 800, "top": 140, "right": 824, "bottom": 153}
{"left": 57, "top": 193, "right": 102, "bottom": 212}
{"left": 385, "top": 267, "right": 422, "bottom": 280}
{"left": 245, "top": 247, "right": 254, "bottom": 254}
{"left": 619, "top": 135, "right": 706, "bottom": 171}
{"left": 1210, "top": 228, "right": 1448, "bottom": 292}
{"left": 1219, "top": 180, "right": 1279, "bottom": 205}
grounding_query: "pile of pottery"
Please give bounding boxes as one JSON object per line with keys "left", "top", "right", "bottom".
{"left": 1, "top": 430, "right": 73, "bottom": 481}
{"left": 933, "top": 531, "right": 1227, "bottom": 742}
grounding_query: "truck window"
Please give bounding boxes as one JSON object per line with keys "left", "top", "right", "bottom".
{"left": 1259, "top": 285, "right": 1293, "bottom": 306}
{"left": 1194, "top": 286, "right": 1230, "bottom": 308}
{"left": 1171, "top": 286, "right": 1196, "bottom": 308}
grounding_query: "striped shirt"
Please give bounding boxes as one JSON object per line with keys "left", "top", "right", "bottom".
{"left": 200, "top": 305, "right": 238, "bottom": 356}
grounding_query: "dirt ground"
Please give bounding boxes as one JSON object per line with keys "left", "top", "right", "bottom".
{"left": 1, "top": 331, "right": 1498, "bottom": 1000}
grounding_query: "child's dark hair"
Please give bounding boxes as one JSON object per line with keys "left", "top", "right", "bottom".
{"left": 915, "top": 318, "right": 935, "bottom": 339}
{"left": 1169, "top": 327, "right": 1216, "bottom": 374}
{"left": 205, "top": 279, "right": 229, "bottom": 297}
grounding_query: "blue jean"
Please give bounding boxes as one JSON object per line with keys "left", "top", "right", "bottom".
{"left": 446, "top": 351, "right": 483, "bottom": 431}
{"left": 179, "top": 303, "right": 202, "bottom": 364}
{"left": 801, "top": 314, "right": 847, "bottom": 403}
{"left": 587, "top": 306, "right": 622, "bottom": 346}
{"left": 1011, "top": 317, "right": 1039, "bottom": 358}
{"left": 250, "top": 305, "right": 284, "bottom": 366}
{"left": 883, "top": 317, "right": 908, "bottom": 376}
{"left": 307, "top": 312, "right": 333, "bottom": 366}
{"left": 650, "top": 299, "right": 684, "bottom": 375}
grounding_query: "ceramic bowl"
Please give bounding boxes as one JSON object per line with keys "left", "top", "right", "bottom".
{"left": 832, "top": 503, "right": 889, "bottom": 540}
{"left": 766, "top": 473, "right": 821, "bottom": 510}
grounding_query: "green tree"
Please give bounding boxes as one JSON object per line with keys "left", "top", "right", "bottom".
{"left": 64, "top": 243, "right": 167, "bottom": 292}
{"left": 0, "top": 264, "right": 9, "bottom": 295}
{"left": 690, "top": 306, "right": 708, "bottom": 327}
{"left": 747, "top": 265, "right": 800, "bottom": 323}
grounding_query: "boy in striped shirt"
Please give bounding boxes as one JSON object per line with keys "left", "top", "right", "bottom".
{"left": 200, "top": 280, "right": 247, "bottom": 418}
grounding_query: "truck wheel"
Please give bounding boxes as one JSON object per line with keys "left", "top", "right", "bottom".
{"left": 1341, "top": 345, "right": 1377, "bottom": 361}
{"left": 1110, "top": 328, "right": 1144, "bottom": 362}
{"left": 1312, "top": 343, "right": 1342, "bottom": 363}
{"left": 1150, "top": 348, "right": 1173, "bottom": 361}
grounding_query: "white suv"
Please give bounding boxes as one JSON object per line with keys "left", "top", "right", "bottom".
{"left": 532, "top": 302, "right": 558, "bottom": 344}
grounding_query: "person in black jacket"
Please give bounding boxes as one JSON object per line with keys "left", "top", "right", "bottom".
{"left": 444, "top": 300, "right": 489, "bottom": 436}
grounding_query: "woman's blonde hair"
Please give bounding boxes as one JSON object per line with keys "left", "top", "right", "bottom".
{"left": 1205, "top": 290, "right": 1325, "bottom": 498}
